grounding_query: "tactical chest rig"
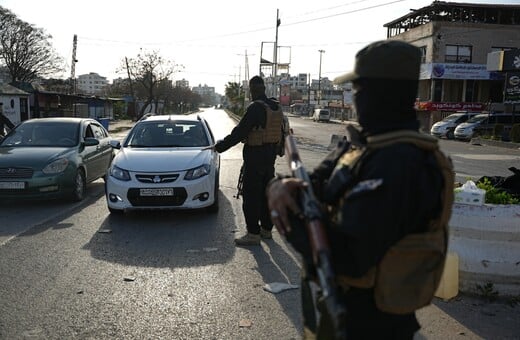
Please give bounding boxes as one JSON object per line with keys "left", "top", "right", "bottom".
{"left": 245, "top": 100, "right": 283, "bottom": 146}
{"left": 333, "top": 129, "right": 455, "bottom": 314}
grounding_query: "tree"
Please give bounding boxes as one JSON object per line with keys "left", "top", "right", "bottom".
{"left": 120, "top": 49, "right": 182, "bottom": 117}
{"left": 225, "top": 81, "right": 244, "bottom": 116}
{"left": 0, "top": 6, "right": 64, "bottom": 82}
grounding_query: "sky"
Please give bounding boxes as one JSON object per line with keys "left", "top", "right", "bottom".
{"left": 1, "top": 0, "right": 518, "bottom": 94}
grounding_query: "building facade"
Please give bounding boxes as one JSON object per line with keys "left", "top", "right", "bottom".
{"left": 384, "top": 1, "right": 520, "bottom": 129}
{"left": 192, "top": 84, "right": 218, "bottom": 106}
{"left": 77, "top": 72, "right": 109, "bottom": 95}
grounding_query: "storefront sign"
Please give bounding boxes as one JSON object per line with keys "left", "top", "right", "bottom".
{"left": 420, "top": 63, "right": 494, "bottom": 80}
{"left": 417, "top": 102, "right": 485, "bottom": 111}
{"left": 502, "top": 49, "right": 520, "bottom": 72}
{"left": 504, "top": 72, "right": 520, "bottom": 104}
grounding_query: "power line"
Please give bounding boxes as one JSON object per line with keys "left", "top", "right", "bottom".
{"left": 77, "top": 0, "right": 406, "bottom": 47}
{"left": 283, "top": 0, "right": 405, "bottom": 27}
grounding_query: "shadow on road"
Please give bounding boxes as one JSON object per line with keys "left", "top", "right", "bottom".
{"left": 430, "top": 294, "right": 520, "bottom": 339}
{"left": 239, "top": 236, "right": 304, "bottom": 334}
{"left": 83, "top": 189, "right": 237, "bottom": 268}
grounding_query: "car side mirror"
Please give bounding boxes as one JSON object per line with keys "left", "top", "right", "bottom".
{"left": 109, "top": 139, "right": 121, "bottom": 149}
{"left": 84, "top": 137, "right": 100, "bottom": 146}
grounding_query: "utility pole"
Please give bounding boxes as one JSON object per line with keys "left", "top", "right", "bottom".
{"left": 125, "top": 57, "right": 137, "bottom": 120}
{"left": 318, "top": 49, "right": 325, "bottom": 106}
{"left": 70, "top": 34, "right": 78, "bottom": 95}
{"left": 70, "top": 34, "right": 78, "bottom": 116}
{"left": 307, "top": 73, "right": 311, "bottom": 115}
{"left": 242, "top": 50, "right": 250, "bottom": 106}
{"left": 273, "top": 9, "right": 280, "bottom": 99}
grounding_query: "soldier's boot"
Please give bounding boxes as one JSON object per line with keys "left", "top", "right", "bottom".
{"left": 260, "top": 228, "right": 272, "bottom": 240}
{"left": 234, "top": 233, "right": 261, "bottom": 246}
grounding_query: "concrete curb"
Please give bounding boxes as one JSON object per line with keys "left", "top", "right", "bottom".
{"left": 470, "top": 137, "right": 520, "bottom": 149}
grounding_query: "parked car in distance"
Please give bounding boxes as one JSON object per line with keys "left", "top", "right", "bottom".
{"left": 454, "top": 113, "right": 519, "bottom": 140}
{"left": 105, "top": 114, "right": 220, "bottom": 214}
{"left": 313, "top": 108, "right": 330, "bottom": 122}
{"left": 430, "top": 112, "right": 479, "bottom": 139}
{"left": 0, "top": 117, "right": 113, "bottom": 201}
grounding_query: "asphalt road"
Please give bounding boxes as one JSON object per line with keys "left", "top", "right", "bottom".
{"left": 0, "top": 108, "right": 518, "bottom": 339}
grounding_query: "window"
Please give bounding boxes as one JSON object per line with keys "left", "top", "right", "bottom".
{"left": 445, "top": 45, "right": 472, "bottom": 63}
{"left": 465, "top": 80, "right": 479, "bottom": 102}
{"left": 91, "top": 124, "right": 107, "bottom": 139}
{"left": 419, "top": 46, "right": 427, "bottom": 63}
{"left": 433, "top": 79, "right": 443, "bottom": 102}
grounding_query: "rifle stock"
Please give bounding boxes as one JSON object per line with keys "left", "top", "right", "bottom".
{"left": 285, "top": 133, "right": 347, "bottom": 339}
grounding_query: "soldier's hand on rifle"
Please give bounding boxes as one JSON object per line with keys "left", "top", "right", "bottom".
{"left": 266, "top": 178, "right": 307, "bottom": 236}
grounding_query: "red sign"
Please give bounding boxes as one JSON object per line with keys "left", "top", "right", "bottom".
{"left": 417, "top": 102, "right": 485, "bottom": 111}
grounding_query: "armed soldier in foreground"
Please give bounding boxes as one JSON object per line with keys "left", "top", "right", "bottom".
{"left": 267, "top": 40, "right": 454, "bottom": 339}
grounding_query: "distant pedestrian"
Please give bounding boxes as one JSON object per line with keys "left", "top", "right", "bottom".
{"left": 0, "top": 102, "right": 15, "bottom": 137}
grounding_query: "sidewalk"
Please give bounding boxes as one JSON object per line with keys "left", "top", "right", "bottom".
{"left": 108, "top": 119, "right": 134, "bottom": 133}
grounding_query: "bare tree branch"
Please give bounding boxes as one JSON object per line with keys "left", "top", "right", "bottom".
{"left": 0, "top": 6, "right": 64, "bottom": 82}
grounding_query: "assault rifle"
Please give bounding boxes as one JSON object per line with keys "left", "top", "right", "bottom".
{"left": 233, "top": 164, "right": 244, "bottom": 199}
{"left": 285, "top": 132, "right": 347, "bottom": 339}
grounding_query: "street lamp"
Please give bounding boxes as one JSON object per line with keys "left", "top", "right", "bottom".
{"left": 318, "top": 49, "right": 325, "bottom": 106}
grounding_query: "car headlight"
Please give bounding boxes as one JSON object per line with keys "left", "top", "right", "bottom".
{"left": 42, "top": 158, "right": 69, "bottom": 174}
{"left": 110, "top": 165, "right": 131, "bottom": 181}
{"left": 184, "top": 164, "right": 210, "bottom": 180}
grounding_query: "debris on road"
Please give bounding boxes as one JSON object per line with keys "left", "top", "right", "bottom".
{"left": 263, "top": 282, "right": 299, "bottom": 294}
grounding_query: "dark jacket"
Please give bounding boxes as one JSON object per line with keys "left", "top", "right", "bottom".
{"left": 305, "top": 126, "right": 444, "bottom": 337}
{"left": 215, "top": 95, "right": 279, "bottom": 164}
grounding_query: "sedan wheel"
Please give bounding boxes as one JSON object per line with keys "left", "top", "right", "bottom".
{"left": 71, "top": 169, "right": 86, "bottom": 202}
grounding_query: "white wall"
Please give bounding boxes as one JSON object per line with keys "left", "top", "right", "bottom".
{"left": 0, "top": 96, "right": 23, "bottom": 125}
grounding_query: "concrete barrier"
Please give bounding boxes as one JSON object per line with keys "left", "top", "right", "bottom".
{"left": 448, "top": 203, "right": 520, "bottom": 296}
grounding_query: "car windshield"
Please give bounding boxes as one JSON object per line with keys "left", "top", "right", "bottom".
{"left": 443, "top": 114, "right": 464, "bottom": 122}
{"left": 125, "top": 120, "right": 209, "bottom": 148}
{"left": 0, "top": 121, "right": 79, "bottom": 147}
{"left": 466, "top": 115, "right": 488, "bottom": 123}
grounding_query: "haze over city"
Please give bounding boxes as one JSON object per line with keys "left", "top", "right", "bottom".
{"left": 1, "top": 0, "right": 518, "bottom": 93}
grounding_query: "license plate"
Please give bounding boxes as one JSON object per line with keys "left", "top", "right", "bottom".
{"left": 0, "top": 181, "right": 25, "bottom": 189}
{"left": 139, "top": 188, "right": 174, "bottom": 196}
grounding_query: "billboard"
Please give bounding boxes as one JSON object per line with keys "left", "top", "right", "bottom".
{"left": 504, "top": 72, "right": 520, "bottom": 104}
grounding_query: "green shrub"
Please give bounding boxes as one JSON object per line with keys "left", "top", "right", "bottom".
{"left": 492, "top": 124, "right": 504, "bottom": 140}
{"left": 477, "top": 178, "right": 520, "bottom": 204}
{"left": 510, "top": 124, "right": 520, "bottom": 143}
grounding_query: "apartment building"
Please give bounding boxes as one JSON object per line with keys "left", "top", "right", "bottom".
{"left": 76, "top": 72, "right": 109, "bottom": 95}
{"left": 192, "top": 84, "right": 218, "bottom": 106}
{"left": 384, "top": 1, "right": 520, "bottom": 129}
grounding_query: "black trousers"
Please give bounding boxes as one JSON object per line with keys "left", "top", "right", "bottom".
{"left": 241, "top": 159, "right": 275, "bottom": 234}
{"left": 301, "top": 278, "right": 420, "bottom": 340}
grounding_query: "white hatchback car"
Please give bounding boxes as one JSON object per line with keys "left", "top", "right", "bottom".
{"left": 105, "top": 114, "right": 220, "bottom": 214}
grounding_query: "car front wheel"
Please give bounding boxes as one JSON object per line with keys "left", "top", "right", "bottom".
{"left": 71, "top": 168, "right": 86, "bottom": 202}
